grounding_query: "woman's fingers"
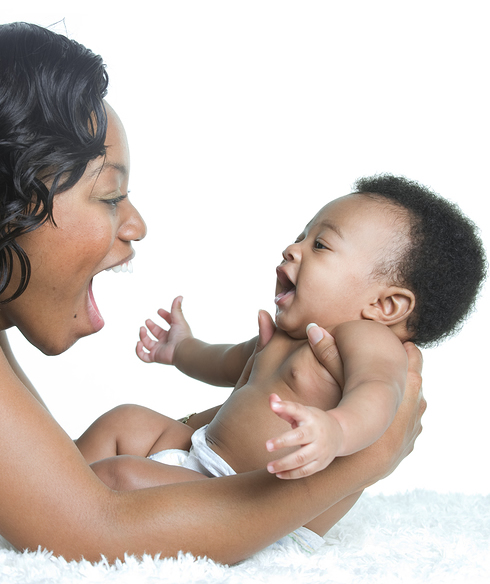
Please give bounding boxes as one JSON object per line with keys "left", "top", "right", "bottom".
{"left": 307, "top": 324, "right": 344, "bottom": 387}
{"left": 257, "top": 310, "right": 276, "bottom": 351}
{"left": 235, "top": 311, "right": 276, "bottom": 391}
{"left": 404, "top": 341, "right": 423, "bottom": 377}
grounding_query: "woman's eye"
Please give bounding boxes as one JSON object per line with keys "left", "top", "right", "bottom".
{"left": 103, "top": 194, "right": 126, "bottom": 208}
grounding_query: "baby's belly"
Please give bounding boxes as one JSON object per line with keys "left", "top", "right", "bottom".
{"left": 206, "top": 383, "right": 296, "bottom": 474}
{"left": 205, "top": 335, "right": 342, "bottom": 474}
{"left": 206, "top": 372, "right": 341, "bottom": 474}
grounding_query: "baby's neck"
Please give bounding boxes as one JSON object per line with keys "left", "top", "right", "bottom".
{"left": 277, "top": 318, "right": 411, "bottom": 344}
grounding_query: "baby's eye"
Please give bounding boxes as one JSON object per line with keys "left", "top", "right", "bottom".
{"left": 314, "top": 240, "right": 328, "bottom": 250}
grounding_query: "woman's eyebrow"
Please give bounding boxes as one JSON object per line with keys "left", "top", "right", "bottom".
{"left": 88, "top": 161, "right": 128, "bottom": 179}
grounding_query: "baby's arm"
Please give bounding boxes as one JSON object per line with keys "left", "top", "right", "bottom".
{"left": 327, "top": 320, "right": 407, "bottom": 454}
{"left": 267, "top": 321, "right": 407, "bottom": 478}
{"left": 136, "top": 296, "right": 262, "bottom": 387}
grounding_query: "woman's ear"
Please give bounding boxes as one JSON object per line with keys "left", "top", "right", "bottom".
{"left": 361, "top": 287, "right": 416, "bottom": 326}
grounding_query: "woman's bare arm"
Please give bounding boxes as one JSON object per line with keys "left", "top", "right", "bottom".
{"left": 0, "top": 334, "right": 424, "bottom": 565}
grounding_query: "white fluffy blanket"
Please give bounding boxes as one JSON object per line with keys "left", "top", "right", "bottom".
{"left": 1, "top": 490, "right": 488, "bottom": 583}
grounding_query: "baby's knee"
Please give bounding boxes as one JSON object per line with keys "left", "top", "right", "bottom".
{"left": 91, "top": 455, "right": 143, "bottom": 491}
{"left": 105, "top": 403, "right": 145, "bottom": 423}
{"left": 98, "top": 404, "right": 157, "bottom": 435}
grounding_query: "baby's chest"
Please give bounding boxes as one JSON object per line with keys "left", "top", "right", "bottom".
{"left": 277, "top": 341, "right": 342, "bottom": 410}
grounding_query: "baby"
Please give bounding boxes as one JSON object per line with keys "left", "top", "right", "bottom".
{"left": 78, "top": 174, "right": 486, "bottom": 497}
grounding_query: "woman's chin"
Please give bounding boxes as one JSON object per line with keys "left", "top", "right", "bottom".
{"left": 28, "top": 316, "right": 104, "bottom": 356}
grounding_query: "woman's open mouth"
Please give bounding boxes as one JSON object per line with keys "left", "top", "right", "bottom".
{"left": 87, "top": 260, "right": 134, "bottom": 332}
{"left": 105, "top": 260, "right": 133, "bottom": 273}
{"left": 87, "top": 279, "right": 104, "bottom": 332}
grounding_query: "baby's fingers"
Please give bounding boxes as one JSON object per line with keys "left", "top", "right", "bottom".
{"left": 156, "top": 308, "right": 172, "bottom": 326}
{"left": 136, "top": 338, "right": 153, "bottom": 363}
{"left": 139, "top": 326, "right": 157, "bottom": 349}
{"left": 269, "top": 394, "right": 313, "bottom": 429}
{"left": 146, "top": 318, "right": 169, "bottom": 341}
{"left": 267, "top": 445, "right": 320, "bottom": 479}
{"left": 266, "top": 424, "right": 314, "bottom": 453}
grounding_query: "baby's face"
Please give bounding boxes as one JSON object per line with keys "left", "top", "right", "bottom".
{"left": 274, "top": 193, "right": 407, "bottom": 338}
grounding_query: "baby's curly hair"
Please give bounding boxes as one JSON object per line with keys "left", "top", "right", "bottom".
{"left": 354, "top": 174, "right": 487, "bottom": 347}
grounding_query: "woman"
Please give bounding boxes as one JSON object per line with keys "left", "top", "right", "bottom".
{"left": 0, "top": 22, "right": 425, "bottom": 564}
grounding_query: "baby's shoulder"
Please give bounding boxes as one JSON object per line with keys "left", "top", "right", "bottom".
{"left": 332, "top": 320, "right": 404, "bottom": 354}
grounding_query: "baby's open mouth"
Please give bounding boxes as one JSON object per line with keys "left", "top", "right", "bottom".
{"left": 275, "top": 268, "right": 296, "bottom": 304}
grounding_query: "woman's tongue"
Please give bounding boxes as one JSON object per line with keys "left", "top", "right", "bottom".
{"left": 87, "top": 279, "right": 104, "bottom": 331}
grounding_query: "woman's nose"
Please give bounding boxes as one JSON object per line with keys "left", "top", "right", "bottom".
{"left": 119, "top": 200, "right": 147, "bottom": 242}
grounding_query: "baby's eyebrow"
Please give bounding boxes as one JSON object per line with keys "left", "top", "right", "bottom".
{"left": 314, "top": 220, "right": 344, "bottom": 240}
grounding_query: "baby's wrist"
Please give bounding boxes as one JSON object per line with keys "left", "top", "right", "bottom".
{"left": 324, "top": 410, "right": 346, "bottom": 456}
{"left": 172, "top": 335, "right": 195, "bottom": 368}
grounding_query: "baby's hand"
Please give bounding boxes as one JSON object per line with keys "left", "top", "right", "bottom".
{"left": 136, "top": 296, "right": 193, "bottom": 365}
{"left": 265, "top": 394, "right": 344, "bottom": 479}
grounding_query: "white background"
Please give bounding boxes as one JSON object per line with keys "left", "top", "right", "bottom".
{"left": 2, "top": 2, "right": 489, "bottom": 496}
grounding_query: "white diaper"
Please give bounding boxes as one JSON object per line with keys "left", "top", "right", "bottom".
{"left": 149, "top": 425, "right": 325, "bottom": 553}
{"left": 149, "top": 425, "right": 235, "bottom": 477}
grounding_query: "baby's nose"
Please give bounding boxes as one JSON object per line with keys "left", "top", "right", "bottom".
{"left": 282, "top": 242, "right": 301, "bottom": 261}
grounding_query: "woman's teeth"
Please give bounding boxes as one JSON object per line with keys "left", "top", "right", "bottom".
{"left": 106, "top": 260, "right": 133, "bottom": 274}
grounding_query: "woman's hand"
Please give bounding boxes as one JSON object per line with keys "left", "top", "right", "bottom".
{"left": 234, "top": 310, "right": 276, "bottom": 391}
{"left": 305, "top": 324, "right": 344, "bottom": 387}
{"left": 136, "top": 296, "right": 193, "bottom": 365}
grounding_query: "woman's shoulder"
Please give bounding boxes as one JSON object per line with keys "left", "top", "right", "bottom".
{"left": 0, "top": 330, "right": 50, "bottom": 409}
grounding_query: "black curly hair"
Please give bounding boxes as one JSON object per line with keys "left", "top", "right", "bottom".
{"left": 353, "top": 174, "right": 487, "bottom": 347}
{"left": 0, "top": 22, "right": 109, "bottom": 302}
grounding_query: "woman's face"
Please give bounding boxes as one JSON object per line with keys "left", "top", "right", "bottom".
{"left": 0, "top": 105, "right": 147, "bottom": 355}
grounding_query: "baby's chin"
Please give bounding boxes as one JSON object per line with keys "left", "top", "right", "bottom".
{"left": 276, "top": 317, "right": 338, "bottom": 341}
{"left": 275, "top": 311, "right": 333, "bottom": 339}
{"left": 274, "top": 320, "right": 309, "bottom": 340}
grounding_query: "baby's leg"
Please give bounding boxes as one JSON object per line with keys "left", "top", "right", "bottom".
{"left": 91, "top": 455, "right": 208, "bottom": 491}
{"left": 76, "top": 404, "right": 194, "bottom": 464}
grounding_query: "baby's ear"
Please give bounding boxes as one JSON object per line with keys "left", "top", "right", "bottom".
{"left": 362, "top": 287, "right": 415, "bottom": 326}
